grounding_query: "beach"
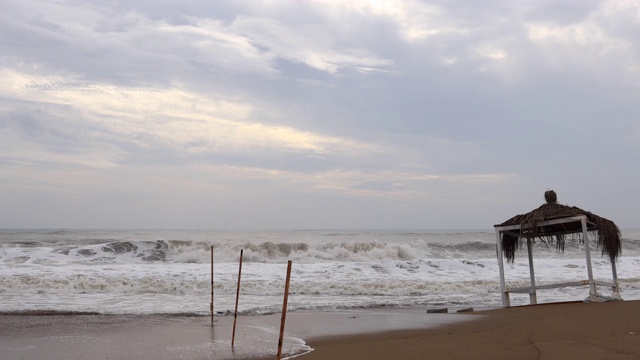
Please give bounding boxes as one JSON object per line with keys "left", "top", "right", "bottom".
{"left": 1, "top": 301, "right": 639, "bottom": 359}
{"left": 2, "top": 229, "right": 639, "bottom": 358}
{"left": 300, "top": 301, "right": 640, "bottom": 360}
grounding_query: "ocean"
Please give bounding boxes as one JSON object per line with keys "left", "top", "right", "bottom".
{"left": 1, "top": 229, "right": 639, "bottom": 358}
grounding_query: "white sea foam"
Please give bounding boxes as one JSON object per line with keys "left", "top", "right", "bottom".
{"left": 1, "top": 229, "right": 639, "bottom": 316}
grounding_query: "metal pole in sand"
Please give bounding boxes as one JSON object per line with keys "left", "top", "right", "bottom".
{"left": 232, "top": 249, "right": 244, "bottom": 348}
{"left": 215, "top": 245, "right": 218, "bottom": 326}
{"left": 276, "top": 260, "right": 293, "bottom": 360}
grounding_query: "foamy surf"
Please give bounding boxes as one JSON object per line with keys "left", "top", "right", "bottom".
{"left": 1, "top": 229, "right": 639, "bottom": 316}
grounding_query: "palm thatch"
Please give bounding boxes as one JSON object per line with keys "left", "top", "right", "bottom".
{"left": 496, "top": 191, "right": 621, "bottom": 263}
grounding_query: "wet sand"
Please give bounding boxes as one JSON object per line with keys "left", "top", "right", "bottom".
{"left": 300, "top": 301, "right": 640, "bottom": 360}
{"left": 0, "top": 308, "right": 468, "bottom": 359}
{"left": 0, "top": 314, "right": 228, "bottom": 359}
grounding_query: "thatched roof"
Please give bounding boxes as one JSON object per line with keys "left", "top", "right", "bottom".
{"left": 495, "top": 191, "right": 621, "bottom": 263}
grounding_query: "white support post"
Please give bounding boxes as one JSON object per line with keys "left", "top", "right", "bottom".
{"left": 526, "top": 237, "right": 537, "bottom": 305}
{"left": 495, "top": 230, "right": 510, "bottom": 307}
{"left": 611, "top": 259, "right": 621, "bottom": 299}
{"left": 581, "top": 219, "right": 597, "bottom": 299}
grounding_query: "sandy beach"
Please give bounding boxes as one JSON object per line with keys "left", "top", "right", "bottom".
{"left": 301, "top": 301, "right": 640, "bottom": 360}
{"left": 1, "top": 301, "right": 638, "bottom": 359}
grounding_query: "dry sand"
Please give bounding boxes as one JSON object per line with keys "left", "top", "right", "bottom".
{"left": 300, "top": 301, "right": 640, "bottom": 360}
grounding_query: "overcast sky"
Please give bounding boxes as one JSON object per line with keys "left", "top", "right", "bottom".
{"left": 1, "top": 0, "right": 639, "bottom": 229}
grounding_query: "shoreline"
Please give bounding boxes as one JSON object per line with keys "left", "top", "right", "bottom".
{"left": 0, "top": 307, "right": 476, "bottom": 360}
{"left": 1, "top": 301, "right": 639, "bottom": 359}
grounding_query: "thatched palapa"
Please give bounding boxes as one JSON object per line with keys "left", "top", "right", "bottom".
{"left": 493, "top": 190, "right": 623, "bottom": 307}
{"left": 496, "top": 190, "right": 621, "bottom": 263}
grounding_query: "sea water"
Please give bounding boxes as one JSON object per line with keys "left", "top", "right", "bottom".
{"left": 1, "top": 229, "right": 639, "bottom": 358}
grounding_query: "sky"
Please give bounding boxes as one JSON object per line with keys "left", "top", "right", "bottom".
{"left": 1, "top": 0, "right": 639, "bottom": 230}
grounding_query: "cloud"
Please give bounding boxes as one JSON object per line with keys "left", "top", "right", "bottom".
{"left": 0, "top": 68, "right": 380, "bottom": 170}
{"left": 229, "top": 15, "right": 394, "bottom": 74}
{"left": 1, "top": 0, "right": 639, "bottom": 228}
{"left": 523, "top": 2, "right": 639, "bottom": 79}
{"left": 313, "top": 0, "right": 469, "bottom": 41}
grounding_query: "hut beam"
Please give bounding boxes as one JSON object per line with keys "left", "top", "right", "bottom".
{"left": 508, "top": 280, "right": 589, "bottom": 293}
{"left": 494, "top": 215, "right": 590, "bottom": 232}
{"left": 530, "top": 228, "right": 590, "bottom": 238}
{"left": 507, "top": 279, "right": 617, "bottom": 294}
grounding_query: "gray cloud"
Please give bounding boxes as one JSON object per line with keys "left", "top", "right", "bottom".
{"left": 1, "top": 0, "right": 639, "bottom": 229}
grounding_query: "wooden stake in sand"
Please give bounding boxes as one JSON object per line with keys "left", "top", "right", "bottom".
{"left": 276, "top": 260, "right": 293, "bottom": 360}
{"left": 232, "top": 249, "right": 244, "bottom": 348}
{"left": 211, "top": 245, "right": 214, "bottom": 326}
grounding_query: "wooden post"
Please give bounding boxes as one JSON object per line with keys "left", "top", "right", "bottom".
{"left": 495, "top": 230, "right": 510, "bottom": 307}
{"left": 611, "top": 259, "right": 621, "bottom": 298}
{"left": 581, "top": 218, "right": 597, "bottom": 298}
{"left": 215, "top": 245, "right": 218, "bottom": 326}
{"left": 276, "top": 260, "right": 293, "bottom": 360}
{"left": 232, "top": 249, "right": 244, "bottom": 348}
